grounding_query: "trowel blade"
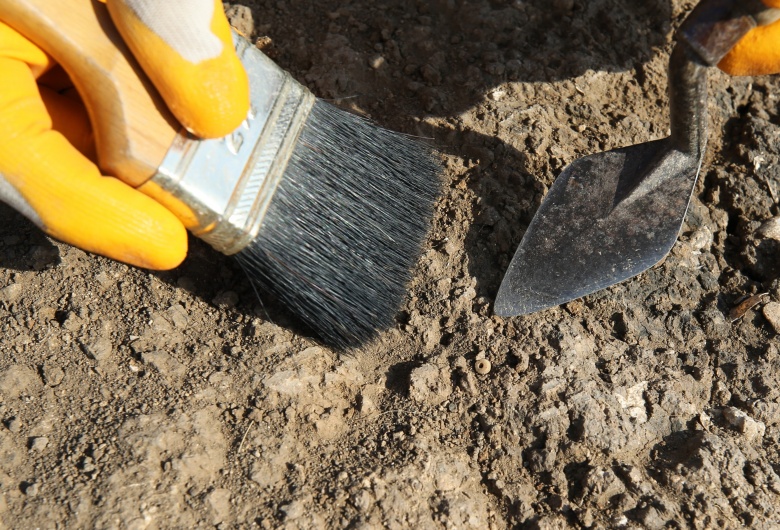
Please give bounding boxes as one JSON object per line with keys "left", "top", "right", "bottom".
{"left": 494, "top": 138, "right": 702, "bottom": 317}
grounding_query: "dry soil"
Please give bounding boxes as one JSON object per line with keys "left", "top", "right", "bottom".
{"left": 2, "top": 0, "right": 780, "bottom": 528}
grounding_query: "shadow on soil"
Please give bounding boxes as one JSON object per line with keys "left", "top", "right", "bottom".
{"left": 0, "top": 205, "right": 60, "bottom": 273}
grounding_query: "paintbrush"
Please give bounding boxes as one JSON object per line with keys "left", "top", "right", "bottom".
{"left": 5, "top": 3, "right": 440, "bottom": 348}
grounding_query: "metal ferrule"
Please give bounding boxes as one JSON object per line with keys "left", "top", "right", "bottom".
{"left": 149, "top": 34, "right": 315, "bottom": 255}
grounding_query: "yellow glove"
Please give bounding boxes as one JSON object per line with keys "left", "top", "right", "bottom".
{"left": 0, "top": 0, "right": 250, "bottom": 270}
{"left": 718, "top": 0, "right": 780, "bottom": 76}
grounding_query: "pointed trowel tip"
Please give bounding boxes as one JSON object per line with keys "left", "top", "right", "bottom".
{"left": 493, "top": 276, "right": 562, "bottom": 317}
{"left": 493, "top": 282, "right": 515, "bottom": 317}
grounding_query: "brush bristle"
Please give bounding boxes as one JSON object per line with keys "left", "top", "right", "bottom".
{"left": 236, "top": 101, "right": 440, "bottom": 348}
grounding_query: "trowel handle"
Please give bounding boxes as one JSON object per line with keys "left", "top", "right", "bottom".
{"left": 0, "top": 0, "right": 178, "bottom": 187}
{"left": 678, "top": 0, "right": 780, "bottom": 66}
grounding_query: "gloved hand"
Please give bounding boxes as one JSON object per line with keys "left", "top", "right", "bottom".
{"left": 0, "top": 0, "right": 250, "bottom": 270}
{"left": 719, "top": 0, "right": 780, "bottom": 76}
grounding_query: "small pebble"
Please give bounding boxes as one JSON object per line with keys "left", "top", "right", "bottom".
{"left": 408, "top": 363, "right": 452, "bottom": 406}
{"left": 688, "top": 226, "right": 713, "bottom": 251}
{"left": 255, "top": 36, "right": 273, "bottom": 51}
{"left": 6, "top": 417, "right": 21, "bottom": 433}
{"left": 0, "top": 283, "right": 22, "bottom": 304}
{"left": 84, "top": 336, "right": 113, "bottom": 361}
{"left": 23, "top": 482, "right": 39, "bottom": 496}
{"left": 62, "top": 312, "right": 83, "bottom": 332}
{"left": 30, "top": 436, "right": 49, "bottom": 451}
{"left": 475, "top": 359, "right": 491, "bottom": 375}
{"left": 489, "top": 89, "right": 505, "bottom": 101}
{"left": 460, "top": 287, "right": 476, "bottom": 302}
{"left": 723, "top": 406, "right": 766, "bottom": 441}
{"left": 763, "top": 302, "right": 780, "bottom": 334}
{"left": 167, "top": 304, "right": 189, "bottom": 329}
{"left": 697, "top": 412, "right": 712, "bottom": 430}
{"left": 368, "top": 54, "right": 385, "bottom": 69}
{"left": 444, "top": 240, "right": 459, "bottom": 256}
{"left": 514, "top": 351, "right": 530, "bottom": 373}
{"left": 142, "top": 350, "right": 185, "bottom": 380}
{"left": 757, "top": 217, "right": 780, "bottom": 240}
{"left": 458, "top": 370, "right": 479, "bottom": 396}
{"left": 224, "top": 4, "right": 254, "bottom": 37}
{"left": 42, "top": 363, "right": 65, "bottom": 387}
{"left": 358, "top": 394, "right": 377, "bottom": 415}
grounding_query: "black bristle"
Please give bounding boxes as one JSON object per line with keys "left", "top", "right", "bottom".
{"left": 236, "top": 101, "right": 441, "bottom": 348}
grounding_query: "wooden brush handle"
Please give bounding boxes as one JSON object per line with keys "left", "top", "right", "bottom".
{"left": 1, "top": 0, "right": 178, "bottom": 187}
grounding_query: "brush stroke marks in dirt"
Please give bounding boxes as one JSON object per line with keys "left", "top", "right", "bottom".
{"left": 2, "top": 0, "right": 780, "bottom": 527}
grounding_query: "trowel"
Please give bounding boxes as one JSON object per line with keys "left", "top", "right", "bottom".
{"left": 495, "top": 0, "right": 780, "bottom": 317}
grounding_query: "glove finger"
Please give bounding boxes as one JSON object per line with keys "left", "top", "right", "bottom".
{"left": 718, "top": 16, "right": 780, "bottom": 76}
{"left": 0, "top": 18, "right": 54, "bottom": 77}
{"left": 0, "top": 26, "right": 187, "bottom": 270}
{"left": 106, "top": 0, "right": 250, "bottom": 138}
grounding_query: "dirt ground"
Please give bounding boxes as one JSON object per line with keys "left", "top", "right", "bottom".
{"left": 2, "top": 0, "right": 780, "bottom": 528}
